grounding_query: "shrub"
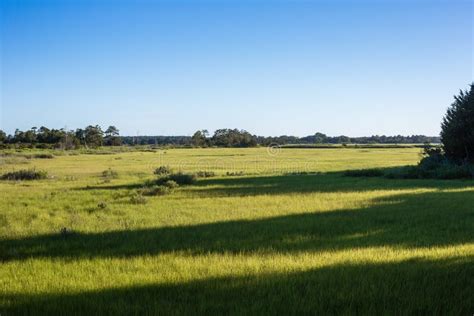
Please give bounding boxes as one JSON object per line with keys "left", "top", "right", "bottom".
{"left": 102, "top": 168, "right": 118, "bottom": 179}
{"left": 23, "top": 153, "right": 55, "bottom": 159}
{"left": 196, "top": 170, "right": 216, "bottom": 178}
{"left": 168, "top": 172, "right": 196, "bottom": 185}
{"left": 163, "top": 180, "right": 179, "bottom": 189}
{"left": 419, "top": 147, "right": 447, "bottom": 170}
{"left": 140, "top": 185, "right": 171, "bottom": 196}
{"left": 157, "top": 172, "right": 196, "bottom": 185}
{"left": 154, "top": 166, "right": 172, "bottom": 176}
{"left": 226, "top": 171, "right": 245, "bottom": 176}
{"left": 97, "top": 201, "right": 108, "bottom": 209}
{"left": 427, "top": 164, "right": 473, "bottom": 180}
{"left": 0, "top": 169, "right": 48, "bottom": 181}
{"left": 130, "top": 192, "right": 147, "bottom": 204}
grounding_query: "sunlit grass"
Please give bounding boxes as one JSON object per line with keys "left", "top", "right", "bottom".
{"left": 1, "top": 148, "right": 473, "bottom": 314}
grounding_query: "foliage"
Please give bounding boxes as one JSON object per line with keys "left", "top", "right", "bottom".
{"left": 97, "top": 202, "right": 108, "bottom": 209}
{"left": 0, "top": 130, "right": 7, "bottom": 143}
{"left": 345, "top": 154, "right": 474, "bottom": 180}
{"left": 156, "top": 172, "right": 197, "bottom": 185}
{"left": 440, "top": 83, "right": 474, "bottom": 163}
{"left": 211, "top": 129, "right": 257, "bottom": 147}
{"left": 104, "top": 126, "right": 122, "bottom": 146}
{"left": 195, "top": 170, "right": 216, "bottom": 178}
{"left": 2, "top": 125, "right": 440, "bottom": 149}
{"left": 83, "top": 125, "right": 104, "bottom": 148}
{"left": 163, "top": 180, "right": 179, "bottom": 189}
{"left": 0, "top": 169, "right": 48, "bottom": 181}
{"left": 153, "top": 166, "right": 172, "bottom": 176}
{"left": 191, "top": 130, "right": 209, "bottom": 147}
{"left": 129, "top": 192, "right": 147, "bottom": 204}
{"left": 226, "top": 171, "right": 245, "bottom": 176}
{"left": 102, "top": 168, "right": 118, "bottom": 179}
{"left": 140, "top": 185, "right": 171, "bottom": 196}
{"left": 28, "top": 153, "right": 55, "bottom": 159}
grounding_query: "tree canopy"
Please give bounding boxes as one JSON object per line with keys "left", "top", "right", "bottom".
{"left": 441, "top": 83, "right": 474, "bottom": 163}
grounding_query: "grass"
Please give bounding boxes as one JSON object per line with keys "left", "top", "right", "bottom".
{"left": 0, "top": 147, "right": 473, "bottom": 314}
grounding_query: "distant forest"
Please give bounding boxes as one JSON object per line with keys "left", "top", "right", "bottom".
{"left": 0, "top": 126, "right": 440, "bottom": 149}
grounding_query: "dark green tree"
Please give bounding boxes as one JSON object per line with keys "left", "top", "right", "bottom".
{"left": 104, "top": 126, "right": 121, "bottom": 146}
{"left": 84, "top": 125, "right": 104, "bottom": 148}
{"left": 440, "top": 83, "right": 474, "bottom": 163}
{"left": 314, "top": 132, "right": 327, "bottom": 144}
{"left": 211, "top": 129, "right": 257, "bottom": 147}
{"left": 191, "top": 130, "right": 208, "bottom": 147}
{"left": 0, "top": 130, "right": 6, "bottom": 143}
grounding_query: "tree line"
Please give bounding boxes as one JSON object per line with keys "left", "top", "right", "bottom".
{"left": 0, "top": 125, "right": 440, "bottom": 149}
{"left": 0, "top": 125, "right": 121, "bottom": 149}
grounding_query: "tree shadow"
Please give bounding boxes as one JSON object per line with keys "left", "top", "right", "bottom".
{"left": 1, "top": 189, "right": 473, "bottom": 262}
{"left": 74, "top": 171, "right": 473, "bottom": 197}
{"left": 77, "top": 182, "right": 147, "bottom": 191}
{"left": 191, "top": 172, "right": 473, "bottom": 197}
{"left": 2, "top": 256, "right": 473, "bottom": 314}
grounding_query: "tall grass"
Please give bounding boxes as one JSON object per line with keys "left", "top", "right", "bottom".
{"left": 0, "top": 147, "right": 472, "bottom": 314}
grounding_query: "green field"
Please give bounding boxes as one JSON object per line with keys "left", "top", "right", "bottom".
{"left": 1, "top": 147, "right": 473, "bottom": 314}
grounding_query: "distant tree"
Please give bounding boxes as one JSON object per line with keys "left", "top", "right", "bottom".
{"left": 314, "top": 132, "right": 327, "bottom": 144}
{"left": 23, "top": 129, "right": 37, "bottom": 143}
{"left": 75, "top": 129, "right": 86, "bottom": 146}
{"left": 0, "top": 130, "right": 6, "bottom": 143}
{"left": 191, "top": 130, "right": 208, "bottom": 147}
{"left": 105, "top": 126, "right": 119, "bottom": 137}
{"left": 211, "top": 129, "right": 257, "bottom": 147}
{"left": 84, "top": 125, "right": 104, "bottom": 147}
{"left": 58, "top": 129, "right": 79, "bottom": 150}
{"left": 104, "top": 126, "right": 121, "bottom": 146}
{"left": 336, "top": 135, "right": 351, "bottom": 144}
{"left": 440, "top": 83, "right": 474, "bottom": 163}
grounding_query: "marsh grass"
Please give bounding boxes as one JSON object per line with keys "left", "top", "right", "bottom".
{"left": 0, "top": 147, "right": 472, "bottom": 314}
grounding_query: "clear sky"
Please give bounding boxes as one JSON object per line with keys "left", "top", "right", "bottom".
{"left": 1, "top": 0, "right": 472, "bottom": 137}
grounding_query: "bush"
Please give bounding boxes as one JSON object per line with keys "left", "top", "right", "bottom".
{"left": 130, "top": 192, "right": 147, "bottom": 204}
{"left": 226, "top": 171, "right": 245, "bottom": 176}
{"left": 163, "top": 180, "right": 179, "bottom": 189}
{"left": 102, "top": 168, "right": 118, "bottom": 179}
{"left": 0, "top": 169, "right": 48, "bottom": 181}
{"left": 25, "top": 153, "right": 55, "bottom": 159}
{"left": 196, "top": 170, "right": 216, "bottom": 178}
{"left": 168, "top": 172, "right": 196, "bottom": 185}
{"left": 140, "top": 185, "right": 171, "bottom": 196}
{"left": 97, "top": 201, "right": 108, "bottom": 209}
{"left": 154, "top": 166, "right": 172, "bottom": 176}
{"left": 440, "top": 165, "right": 473, "bottom": 179}
{"left": 157, "top": 172, "right": 196, "bottom": 185}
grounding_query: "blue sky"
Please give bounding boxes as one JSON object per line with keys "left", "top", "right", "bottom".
{"left": 1, "top": 0, "right": 472, "bottom": 137}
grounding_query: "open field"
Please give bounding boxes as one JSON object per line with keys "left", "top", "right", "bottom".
{"left": 1, "top": 147, "right": 473, "bottom": 314}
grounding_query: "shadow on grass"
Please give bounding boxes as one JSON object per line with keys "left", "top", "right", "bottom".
{"left": 76, "top": 171, "right": 473, "bottom": 197}
{"left": 2, "top": 256, "right": 473, "bottom": 314}
{"left": 1, "top": 188, "right": 473, "bottom": 261}
{"left": 191, "top": 171, "right": 473, "bottom": 197}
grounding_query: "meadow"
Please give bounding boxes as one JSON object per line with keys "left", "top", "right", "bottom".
{"left": 0, "top": 147, "right": 473, "bottom": 314}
